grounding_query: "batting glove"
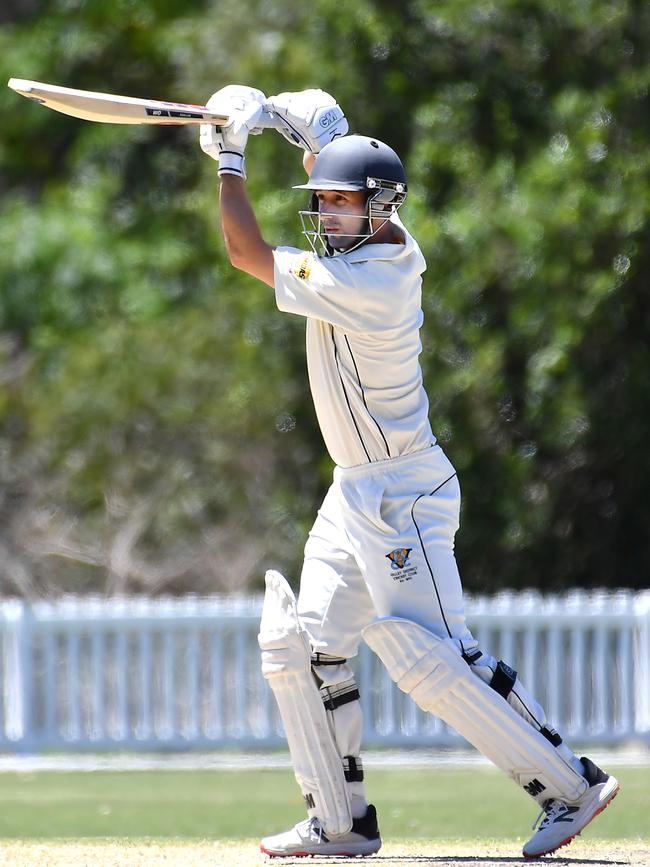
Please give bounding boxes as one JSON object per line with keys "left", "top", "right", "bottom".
{"left": 199, "top": 84, "right": 266, "bottom": 179}
{"left": 265, "top": 89, "right": 349, "bottom": 153}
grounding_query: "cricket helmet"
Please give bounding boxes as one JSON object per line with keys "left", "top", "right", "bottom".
{"left": 294, "top": 135, "right": 408, "bottom": 255}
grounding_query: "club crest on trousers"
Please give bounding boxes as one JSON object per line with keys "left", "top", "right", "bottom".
{"left": 386, "top": 547, "right": 412, "bottom": 569}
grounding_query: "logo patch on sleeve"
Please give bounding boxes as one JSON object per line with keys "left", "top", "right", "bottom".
{"left": 295, "top": 255, "right": 312, "bottom": 280}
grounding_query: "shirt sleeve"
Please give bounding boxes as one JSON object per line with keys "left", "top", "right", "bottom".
{"left": 273, "top": 246, "right": 388, "bottom": 331}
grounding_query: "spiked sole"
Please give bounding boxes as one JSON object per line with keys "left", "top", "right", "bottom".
{"left": 523, "top": 782, "right": 620, "bottom": 859}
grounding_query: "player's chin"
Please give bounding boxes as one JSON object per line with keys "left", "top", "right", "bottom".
{"left": 326, "top": 233, "right": 356, "bottom": 251}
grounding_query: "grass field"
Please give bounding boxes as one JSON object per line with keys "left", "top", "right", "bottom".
{"left": 0, "top": 765, "right": 646, "bottom": 865}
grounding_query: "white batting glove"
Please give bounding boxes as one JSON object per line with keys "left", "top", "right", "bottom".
{"left": 199, "top": 84, "right": 266, "bottom": 179}
{"left": 265, "top": 89, "right": 349, "bottom": 153}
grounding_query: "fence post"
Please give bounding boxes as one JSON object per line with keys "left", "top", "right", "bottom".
{"left": 3, "top": 600, "right": 34, "bottom": 749}
{"left": 636, "top": 592, "right": 650, "bottom": 735}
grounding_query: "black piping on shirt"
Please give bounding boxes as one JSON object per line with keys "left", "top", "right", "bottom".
{"left": 330, "top": 326, "right": 372, "bottom": 462}
{"left": 343, "top": 334, "right": 391, "bottom": 459}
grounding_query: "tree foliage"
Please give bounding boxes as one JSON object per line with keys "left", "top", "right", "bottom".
{"left": 0, "top": 0, "right": 648, "bottom": 595}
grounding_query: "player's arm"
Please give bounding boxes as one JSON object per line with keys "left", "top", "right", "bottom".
{"left": 302, "top": 151, "right": 317, "bottom": 177}
{"left": 219, "top": 175, "right": 275, "bottom": 287}
{"left": 215, "top": 117, "right": 321, "bottom": 285}
{"left": 221, "top": 91, "right": 343, "bottom": 283}
{"left": 214, "top": 149, "right": 314, "bottom": 288}
{"left": 200, "top": 87, "right": 345, "bottom": 287}
{"left": 199, "top": 84, "right": 275, "bottom": 288}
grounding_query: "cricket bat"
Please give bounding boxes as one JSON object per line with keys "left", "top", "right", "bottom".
{"left": 7, "top": 78, "right": 240, "bottom": 125}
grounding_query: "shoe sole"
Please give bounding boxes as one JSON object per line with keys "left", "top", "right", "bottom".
{"left": 523, "top": 782, "right": 620, "bottom": 859}
{"left": 260, "top": 842, "right": 381, "bottom": 858}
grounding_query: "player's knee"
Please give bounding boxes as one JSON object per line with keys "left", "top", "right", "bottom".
{"left": 311, "top": 653, "right": 360, "bottom": 708}
{"left": 311, "top": 654, "right": 361, "bottom": 721}
{"left": 312, "top": 653, "right": 363, "bottom": 761}
{"left": 464, "top": 649, "right": 497, "bottom": 687}
{"left": 467, "top": 650, "right": 520, "bottom": 701}
{"left": 311, "top": 653, "right": 354, "bottom": 687}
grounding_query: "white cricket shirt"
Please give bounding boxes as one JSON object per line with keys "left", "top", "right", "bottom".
{"left": 273, "top": 218, "right": 435, "bottom": 469}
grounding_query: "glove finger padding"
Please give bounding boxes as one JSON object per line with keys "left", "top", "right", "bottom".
{"left": 200, "top": 84, "right": 267, "bottom": 178}
{"left": 206, "top": 84, "right": 267, "bottom": 115}
{"left": 266, "top": 88, "right": 349, "bottom": 153}
{"left": 199, "top": 123, "right": 223, "bottom": 160}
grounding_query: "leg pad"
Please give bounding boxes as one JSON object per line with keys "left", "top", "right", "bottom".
{"left": 362, "top": 617, "right": 587, "bottom": 805}
{"left": 259, "top": 570, "right": 352, "bottom": 836}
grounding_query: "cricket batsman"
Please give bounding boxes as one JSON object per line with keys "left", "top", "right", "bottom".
{"left": 199, "top": 86, "right": 619, "bottom": 859}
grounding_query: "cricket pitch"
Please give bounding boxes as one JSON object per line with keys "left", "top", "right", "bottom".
{"left": 0, "top": 840, "right": 647, "bottom": 866}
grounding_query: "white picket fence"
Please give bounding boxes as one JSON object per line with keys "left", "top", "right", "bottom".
{"left": 1, "top": 590, "right": 649, "bottom": 751}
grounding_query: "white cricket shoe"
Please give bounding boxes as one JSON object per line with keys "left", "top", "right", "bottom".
{"left": 523, "top": 757, "right": 620, "bottom": 859}
{"left": 260, "top": 804, "right": 381, "bottom": 858}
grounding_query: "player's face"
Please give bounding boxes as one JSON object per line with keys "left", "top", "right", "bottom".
{"left": 315, "top": 189, "right": 368, "bottom": 251}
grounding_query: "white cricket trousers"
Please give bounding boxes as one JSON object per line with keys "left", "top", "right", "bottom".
{"left": 294, "top": 444, "right": 576, "bottom": 818}
{"left": 297, "top": 444, "right": 478, "bottom": 659}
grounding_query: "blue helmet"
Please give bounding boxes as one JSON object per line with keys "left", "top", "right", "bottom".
{"left": 294, "top": 134, "right": 407, "bottom": 208}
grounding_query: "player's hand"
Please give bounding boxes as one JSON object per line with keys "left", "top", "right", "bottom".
{"left": 199, "top": 85, "right": 266, "bottom": 178}
{"left": 265, "top": 89, "right": 348, "bottom": 153}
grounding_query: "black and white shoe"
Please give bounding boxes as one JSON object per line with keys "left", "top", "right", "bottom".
{"left": 260, "top": 804, "right": 381, "bottom": 858}
{"left": 523, "top": 757, "right": 620, "bottom": 859}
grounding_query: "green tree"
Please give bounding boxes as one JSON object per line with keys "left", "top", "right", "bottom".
{"left": 0, "top": 0, "right": 648, "bottom": 595}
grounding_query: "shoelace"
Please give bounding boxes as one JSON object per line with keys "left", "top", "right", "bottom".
{"left": 297, "top": 817, "right": 326, "bottom": 843}
{"left": 532, "top": 799, "right": 569, "bottom": 831}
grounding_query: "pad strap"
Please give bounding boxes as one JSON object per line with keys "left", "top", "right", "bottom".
{"left": 321, "top": 680, "right": 361, "bottom": 712}
{"left": 490, "top": 660, "right": 518, "bottom": 699}
{"left": 343, "top": 755, "right": 364, "bottom": 782}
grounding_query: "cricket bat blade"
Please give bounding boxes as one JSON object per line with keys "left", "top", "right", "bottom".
{"left": 7, "top": 78, "right": 232, "bottom": 125}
